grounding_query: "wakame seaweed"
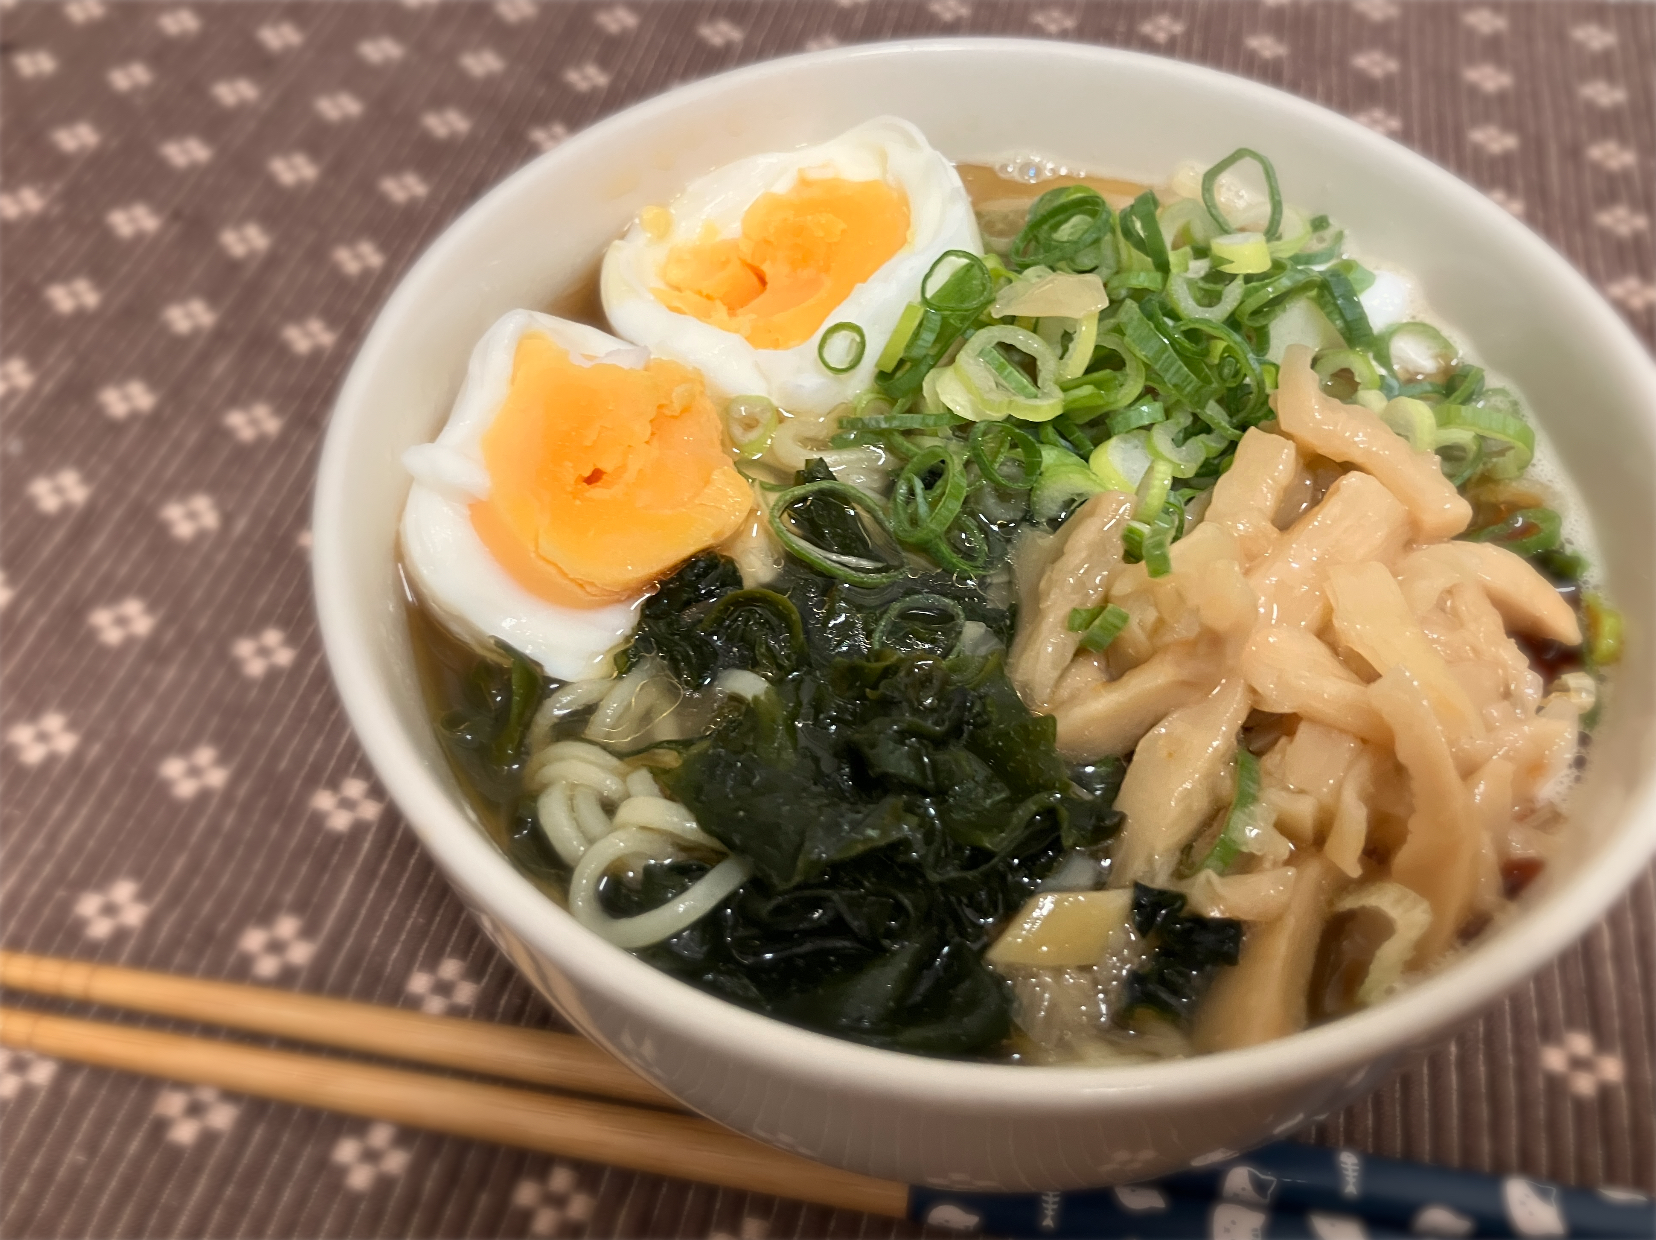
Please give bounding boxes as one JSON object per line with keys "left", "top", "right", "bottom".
{"left": 1120, "top": 883, "right": 1243, "bottom": 1026}
{"left": 438, "top": 641, "right": 545, "bottom": 807}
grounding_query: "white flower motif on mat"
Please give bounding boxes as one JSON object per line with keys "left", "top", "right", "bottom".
{"left": 804, "top": 34, "right": 841, "bottom": 52}
{"left": 1606, "top": 276, "right": 1656, "bottom": 312}
{"left": 1541, "top": 1031, "right": 1626, "bottom": 1098}
{"left": 1486, "top": 188, "right": 1524, "bottom": 217}
{"left": 1244, "top": 34, "right": 1287, "bottom": 60}
{"left": 460, "top": 48, "right": 506, "bottom": 78}
{"left": 562, "top": 62, "right": 610, "bottom": 92}
{"left": 256, "top": 20, "right": 303, "bottom": 52}
{"left": 1469, "top": 124, "right": 1518, "bottom": 155}
{"left": 224, "top": 402, "right": 281, "bottom": 442}
{"left": 837, "top": 0, "right": 872, "bottom": 7}
{"left": 15, "top": 50, "right": 57, "bottom": 79}
{"left": 1352, "top": 0, "right": 1398, "bottom": 21}
{"left": 159, "top": 136, "right": 212, "bottom": 168}
{"left": 268, "top": 152, "right": 318, "bottom": 188}
{"left": 698, "top": 18, "right": 743, "bottom": 47}
{"left": 231, "top": 629, "right": 295, "bottom": 679}
{"left": 211, "top": 77, "right": 258, "bottom": 107}
{"left": 402, "top": 0, "right": 439, "bottom": 9}
{"left": 153, "top": 1085, "right": 239, "bottom": 1145}
{"left": 928, "top": 0, "right": 970, "bottom": 21}
{"left": 0, "top": 572, "right": 14, "bottom": 611}
{"left": 1031, "top": 8, "right": 1077, "bottom": 36}
{"left": 315, "top": 91, "right": 363, "bottom": 123}
{"left": 379, "top": 171, "right": 429, "bottom": 204}
{"left": 160, "top": 493, "right": 219, "bottom": 540}
{"left": 1411, "top": 1204, "right": 1475, "bottom": 1237}
{"left": 6, "top": 712, "right": 79, "bottom": 765}
{"left": 593, "top": 4, "right": 638, "bottom": 35}
{"left": 1, "top": 185, "right": 49, "bottom": 221}
{"left": 45, "top": 278, "right": 100, "bottom": 314}
{"left": 27, "top": 470, "right": 90, "bottom": 514}
{"left": 107, "top": 62, "right": 154, "bottom": 93}
{"left": 1596, "top": 205, "right": 1649, "bottom": 239}
{"left": 406, "top": 958, "right": 480, "bottom": 1016}
{"left": 73, "top": 879, "right": 149, "bottom": 940}
{"left": 528, "top": 122, "right": 569, "bottom": 152}
{"left": 1587, "top": 140, "right": 1637, "bottom": 172}
{"left": 1351, "top": 49, "right": 1398, "bottom": 79}
{"left": 157, "top": 8, "right": 200, "bottom": 37}
{"left": 310, "top": 777, "right": 384, "bottom": 832}
{"left": 1462, "top": 7, "right": 1507, "bottom": 36}
{"left": 0, "top": 357, "right": 36, "bottom": 399}
{"left": 237, "top": 914, "right": 316, "bottom": 979}
{"left": 496, "top": 0, "right": 538, "bottom": 25}
{"left": 107, "top": 203, "right": 161, "bottom": 239}
{"left": 219, "top": 222, "right": 270, "bottom": 260}
{"left": 1463, "top": 63, "right": 1513, "bottom": 94}
{"left": 1570, "top": 23, "right": 1617, "bottom": 54}
{"left": 421, "top": 108, "right": 472, "bottom": 140}
{"left": 90, "top": 391, "right": 142, "bottom": 445}
{"left": 358, "top": 36, "right": 405, "bottom": 66}
{"left": 333, "top": 241, "right": 385, "bottom": 277}
{"left": 162, "top": 298, "right": 216, "bottom": 335}
{"left": 51, "top": 122, "right": 100, "bottom": 155}
{"left": 282, "top": 317, "right": 337, "bottom": 355}
{"left": 297, "top": 529, "right": 313, "bottom": 551}
{"left": 1139, "top": 15, "right": 1184, "bottom": 45}
{"left": 88, "top": 598, "right": 157, "bottom": 648}
{"left": 512, "top": 1164, "right": 596, "bottom": 1237}
{"left": 1579, "top": 79, "right": 1628, "bottom": 108}
{"left": 64, "top": 0, "right": 106, "bottom": 23}
{"left": 0, "top": 1050, "right": 58, "bottom": 1101}
{"left": 332, "top": 1122, "right": 411, "bottom": 1192}
{"left": 159, "top": 746, "right": 229, "bottom": 800}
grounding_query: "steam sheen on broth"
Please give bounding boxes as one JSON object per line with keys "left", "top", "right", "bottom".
{"left": 401, "top": 124, "right": 1617, "bottom": 1064}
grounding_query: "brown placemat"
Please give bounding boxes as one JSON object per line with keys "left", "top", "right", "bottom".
{"left": 2, "top": 2, "right": 1652, "bottom": 1237}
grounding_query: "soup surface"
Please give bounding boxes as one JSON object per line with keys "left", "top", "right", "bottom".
{"left": 403, "top": 125, "right": 1617, "bottom": 1064}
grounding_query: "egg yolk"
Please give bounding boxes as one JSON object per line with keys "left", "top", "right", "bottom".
{"left": 653, "top": 174, "right": 910, "bottom": 352}
{"left": 470, "top": 333, "right": 752, "bottom": 607}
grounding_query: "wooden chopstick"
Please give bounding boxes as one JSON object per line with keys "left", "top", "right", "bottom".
{"left": 0, "top": 950, "right": 674, "bottom": 1108}
{"left": 0, "top": 1005, "right": 908, "bottom": 1218}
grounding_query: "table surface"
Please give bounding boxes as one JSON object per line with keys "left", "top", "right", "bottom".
{"left": 2, "top": 1, "right": 1653, "bottom": 1237}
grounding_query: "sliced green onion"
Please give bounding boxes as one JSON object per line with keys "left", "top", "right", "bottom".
{"left": 1135, "top": 458, "right": 1175, "bottom": 523}
{"left": 1313, "top": 347, "right": 1382, "bottom": 400}
{"left": 969, "top": 420, "right": 1043, "bottom": 490}
{"left": 874, "top": 594, "right": 966, "bottom": 658}
{"left": 1141, "top": 521, "right": 1173, "bottom": 576}
{"left": 1316, "top": 266, "right": 1374, "bottom": 347}
{"left": 1169, "top": 246, "right": 1193, "bottom": 274}
{"left": 1377, "top": 321, "right": 1458, "bottom": 382}
{"left": 1032, "top": 445, "right": 1106, "bottom": 521}
{"left": 924, "top": 515, "right": 992, "bottom": 576}
{"left": 1378, "top": 396, "right": 1438, "bottom": 452}
{"left": 1052, "top": 311, "right": 1100, "bottom": 382}
{"left": 1444, "top": 365, "right": 1486, "bottom": 407}
{"left": 1437, "top": 400, "right": 1535, "bottom": 479}
{"left": 1288, "top": 224, "right": 1345, "bottom": 267}
{"left": 1115, "top": 298, "right": 1215, "bottom": 410}
{"left": 1585, "top": 593, "right": 1623, "bottom": 666}
{"left": 891, "top": 446, "right": 968, "bottom": 546}
{"left": 952, "top": 325, "right": 1064, "bottom": 422}
{"left": 1211, "top": 232, "right": 1273, "bottom": 275}
{"left": 1059, "top": 332, "right": 1145, "bottom": 418}
{"left": 1106, "top": 270, "right": 1166, "bottom": 297}
{"left": 1168, "top": 272, "right": 1245, "bottom": 321}
{"left": 1464, "top": 507, "right": 1562, "bottom": 557}
{"left": 1234, "top": 264, "right": 1321, "bottom": 326}
{"left": 1200, "top": 749, "right": 1262, "bottom": 873}
{"left": 1432, "top": 426, "right": 1483, "bottom": 486}
{"left": 1076, "top": 602, "right": 1131, "bottom": 652}
{"left": 767, "top": 480, "right": 904, "bottom": 587}
{"left": 1120, "top": 190, "right": 1171, "bottom": 273}
{"left": 922, "top": 249, "right": 994, "bottom": 314}
{"left": 1148, "top": 411, "right": 1208, "bottom": 479}
{"left": 1010, "top": 185, "right": 1114, "bottom": 273}
{"left": 1266, "top": 206, "right": 1312, "bottom": 260}
{"left": 817, "top": 322, "right": 866, "bottom": 374}
{"left": 1201, "top": 148, "right": 1284, "bottom": 241}
{"left": 1089, "top": 429, "right": 1152, "bottom": 494}
{"left": 1162, "top": 316, "right": 1268, "bottom": 425}
{"left": 725, "top": 395, "right": 780, "bottom": 458}
{"left": 1107, "top": 399, "right": 1166, "bottom": 436}
{"left": 876, "top": 302, "right": 924, "bottom": 373}
{"left": 1326, "top": 258, "right": 1376, "bottom": 295}
{"left": 1157, "top": 196, "right": 1222, "bottom": 250}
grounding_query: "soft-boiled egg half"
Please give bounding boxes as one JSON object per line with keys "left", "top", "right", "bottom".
{"left": 602, "top": 117, "right": 981, "bottom": 416}
{"left": 401, "top": 310, "right": 751, "bottom": 680}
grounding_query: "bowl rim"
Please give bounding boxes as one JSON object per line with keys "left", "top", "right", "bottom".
{"left": 315, "top": 36, "right": 1656, "bottom": 1113}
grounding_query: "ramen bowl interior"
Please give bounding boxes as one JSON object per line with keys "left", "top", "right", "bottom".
{"left": 314, "top": 40, "right": 1656, "bottom": 1188}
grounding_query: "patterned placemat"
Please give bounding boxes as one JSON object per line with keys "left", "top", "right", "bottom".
{"left": 2, "top": 2, "right": 1653, "bottom": 1237}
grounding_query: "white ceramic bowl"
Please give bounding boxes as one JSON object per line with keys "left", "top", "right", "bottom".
{"left": 315, "top": 40, "right": 1656, "bottom": 1190}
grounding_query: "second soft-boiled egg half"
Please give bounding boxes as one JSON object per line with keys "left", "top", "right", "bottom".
{"left": 401, "top": 310, "right": 752, "bottom": 681}
{"left": 601, "top": 117, "right": 982, "bottom": 416}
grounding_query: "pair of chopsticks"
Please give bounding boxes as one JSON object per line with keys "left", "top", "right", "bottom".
{"left": 3, "top": 951, "right": 1651, "bottom": 1238}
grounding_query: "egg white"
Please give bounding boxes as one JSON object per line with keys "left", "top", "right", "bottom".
{"left": 601, "top": 116, "right": 982, "bottom": 416}
{"left": 400, "top": 309, "right": 648, "bottom": 682}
